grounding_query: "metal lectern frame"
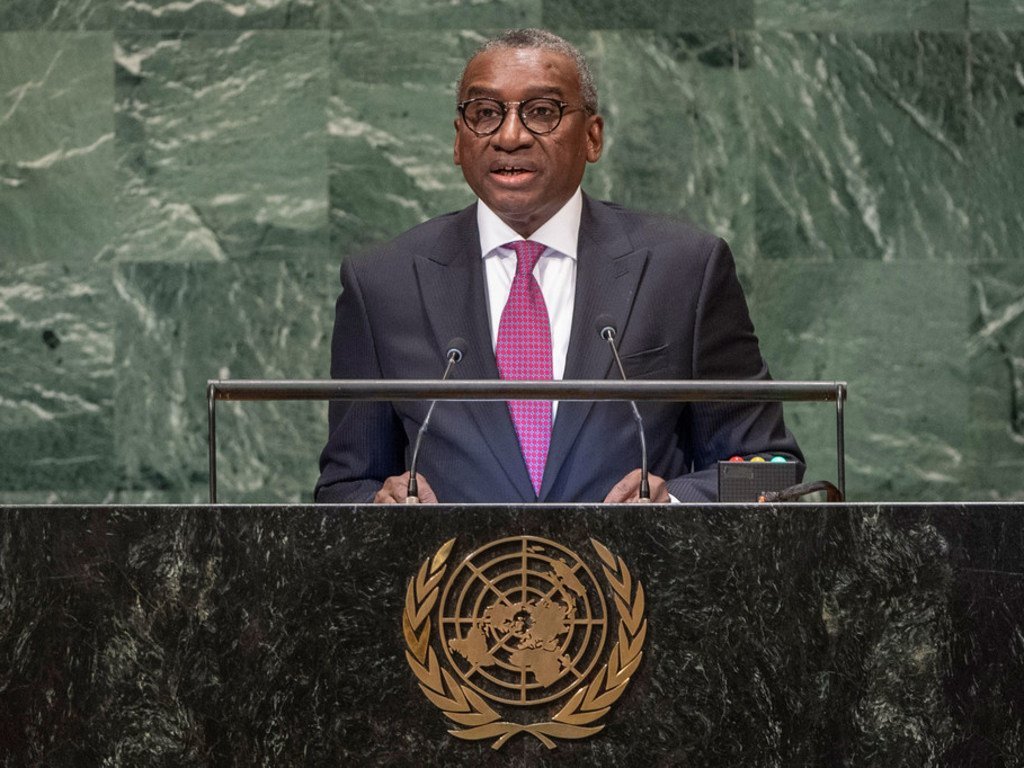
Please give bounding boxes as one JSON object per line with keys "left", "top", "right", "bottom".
{"left": 206, "top": 379, "right": 847, "bottom": 503}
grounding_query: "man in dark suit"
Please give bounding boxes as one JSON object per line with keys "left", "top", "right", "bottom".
{"left": 315, "top": 29, "right": 801, "bottom": 504}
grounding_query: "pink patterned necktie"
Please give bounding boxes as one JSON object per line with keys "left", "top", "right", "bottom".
{"left": 495, "top": 240, "right": 552, "bottom": 496}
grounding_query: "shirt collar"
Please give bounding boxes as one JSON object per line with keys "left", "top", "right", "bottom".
{"left": 476, "top": 188, "right": 583, "bottom": 260}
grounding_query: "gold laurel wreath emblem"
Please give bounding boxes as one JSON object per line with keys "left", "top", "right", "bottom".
{"left": 402, "top": 537, "right": 647, "bottom": 750}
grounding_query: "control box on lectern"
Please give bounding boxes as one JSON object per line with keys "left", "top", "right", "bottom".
{"left": 718, "top": 457, "right": 800, "bottom": 502}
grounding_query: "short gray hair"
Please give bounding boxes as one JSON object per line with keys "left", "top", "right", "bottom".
{"left": 457, "top": 29, "right": 599, "bottom": 114}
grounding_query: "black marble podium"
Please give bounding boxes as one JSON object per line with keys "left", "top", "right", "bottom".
{"left": 1, "top": 503, "right": 1022, "bottom": 766}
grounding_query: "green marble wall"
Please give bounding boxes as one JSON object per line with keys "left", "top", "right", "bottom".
{"left": 1, "top": 1, "right": 1021, "bottom": 503}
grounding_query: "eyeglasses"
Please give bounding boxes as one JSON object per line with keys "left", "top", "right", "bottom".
{"left": 457, "top": 97, "right": 590, "bottom": 136}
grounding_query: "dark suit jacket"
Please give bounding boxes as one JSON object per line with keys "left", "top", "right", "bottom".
{"left": 315, "top": 196, "right": 802, "bottom": 503}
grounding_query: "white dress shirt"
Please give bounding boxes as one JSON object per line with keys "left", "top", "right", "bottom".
{"left": 477, "top": 188, "right": 582, "bottom": 420}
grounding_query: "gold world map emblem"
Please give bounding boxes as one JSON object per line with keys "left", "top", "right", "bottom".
{"left": 402, "top": 536, "right": 647, "bottom": 750}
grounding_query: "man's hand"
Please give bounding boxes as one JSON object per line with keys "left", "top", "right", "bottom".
{"left": 374, "top": 472, "right": 438, "bottom": 504}
{"left": 603, "top": 469, "right": 669, "bottom": 503}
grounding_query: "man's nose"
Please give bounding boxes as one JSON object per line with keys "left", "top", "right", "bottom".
{"left": 491, "top": 106, "right": 534, "bottom": 150}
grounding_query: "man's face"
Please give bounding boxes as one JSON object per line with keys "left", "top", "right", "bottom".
{"left": 454, "top": 47, "right": 604, "bottom": 238}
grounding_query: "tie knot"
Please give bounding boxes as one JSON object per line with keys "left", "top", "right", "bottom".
{"left": 505, "top": 240, "right": 546, "bottom": 277}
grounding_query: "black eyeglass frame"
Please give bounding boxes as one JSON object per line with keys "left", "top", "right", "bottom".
{"left": 456, "top": 97, "right": 593, "bottom": 136}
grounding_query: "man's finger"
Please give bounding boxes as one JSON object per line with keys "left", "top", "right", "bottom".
{"left": 412, "top": 473, "right": 439, "bottom": 503}
{"left": 647, "top": 474, "right": 670, "bottom": 503}
{"left": 375, "top": 473, "right": 409, "bottom": 503}
{"left": 375, "top": 472, "right": 440, "bottom": 503}
{"left": 603, "top": 469, "right": 642, "bottom": 503}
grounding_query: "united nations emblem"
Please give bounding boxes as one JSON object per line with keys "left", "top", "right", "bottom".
{"left": 402, "top": 536, "right": 646, "bottom": 750}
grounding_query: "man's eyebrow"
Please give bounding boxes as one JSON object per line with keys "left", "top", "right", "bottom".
{"left": 462, "top": 85, "right": 567, "bottom": 99}
{"left": 463, "top": 86, "right": 499, "bottom": 98}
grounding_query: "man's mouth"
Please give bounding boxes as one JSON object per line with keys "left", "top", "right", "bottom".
{"left": 490, "top": 163, "right": 536, "bottom": 178}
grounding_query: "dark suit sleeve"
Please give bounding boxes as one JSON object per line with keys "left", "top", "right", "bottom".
{"left": 664, "top": 238, "right": 804, "bottom": 502}
{"left": 314, "top": 257, "right": 405, "bottom": 503}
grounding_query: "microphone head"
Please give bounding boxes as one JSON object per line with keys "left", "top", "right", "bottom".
{"left": 595, "top": 314, "right": 617, "bottom": 341}
{"left": 445, "top": 337, "right": 467, "bottom": 363}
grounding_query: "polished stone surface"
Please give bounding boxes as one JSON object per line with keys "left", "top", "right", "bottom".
{"left": 968, "top": 263, "right": 1024, "bottom": 500}
{"left": 113, "top": 258, "right": 336, "bottom": 502}
{"left": 753, "top": 32, "right": 969, "bottom": 262}
{"left": 0, "top": 1, "right": 113, "bottom": 30}
{"left": 587, "top": 32, "right": 757, "bottom": 260}
{"left": 746, "top": 262, "right": 969, "bottom": 500}
{"left": 330, "top": 0, "right": 539, "bottom": 30}
{"left": 1, "top": 503, "right": 1022, "bottom": 765}
{"left": 112, "top": 30, "right": 329, "bottom": 263}
{"left": 1, "top": 7, "right": 1023, "bottom": 505}
{"left": 0, "top": 32, "right": 115, "bottom": 264}
{"left": 755, "top": 0, "right": 967, "bottom": 31}
{"left": 968, "top": 31, "right": 1024, "bottom": 261}
{"left": 328, "top": 31, "right": 474, "bottom": 254}
{"left": 118, "top": 0, "right": 326, "bottom": 30}
{"left": 546, "top": 0, "right": 753, "bottom": 30}
{"left": 970, "top": 0, "right": 1024, "bottom": 29}
{"left": 0, "top": 263, "right": 117, "bottom": 494}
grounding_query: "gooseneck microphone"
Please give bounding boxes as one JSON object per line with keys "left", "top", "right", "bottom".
{"left": 595, "top": 315, "right": 650, "bottom": 502}
{"left": 406, "top": 338, "right": 466, "bottom": 503}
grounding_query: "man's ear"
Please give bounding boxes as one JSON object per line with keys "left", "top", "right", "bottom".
{"left": 586, "top": 115, "right": 604, "bottom": 163}
{"left": 453, "top": 119, "right": 462, "bottom": 166}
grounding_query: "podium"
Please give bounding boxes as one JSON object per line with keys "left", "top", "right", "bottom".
{"left": 2, "top": 502, "right": 1022, "bottom": 764}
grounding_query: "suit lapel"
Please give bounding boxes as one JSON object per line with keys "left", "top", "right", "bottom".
{"left": 413, "top": 205, "right": 535, "bottom": 501}
{"left": 539, "top": 197, "right": 650, "bottom": 500}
